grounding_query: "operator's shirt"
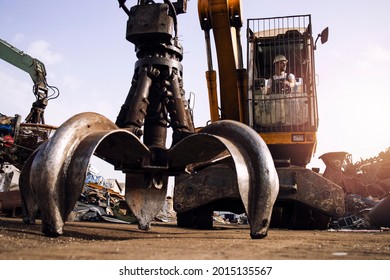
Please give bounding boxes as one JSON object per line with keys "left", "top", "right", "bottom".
{"left": 267, "top": 72, "right": 295, "bottom": 94}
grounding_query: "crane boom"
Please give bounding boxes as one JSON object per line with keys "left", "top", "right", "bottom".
{"left": 0, "top": 38, "right": 59, "bottom": 124}
{"left": 0, "top": 38, "right": 47, "bottom": 86}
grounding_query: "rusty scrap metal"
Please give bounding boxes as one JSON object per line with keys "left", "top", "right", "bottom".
{"left": 369, "top": 195, "right": 390, "bottom": 228}
{"left": 0, "top": 190, "right": 21, "bottom": 216}
{"left": 321, "top": 148, "right": 390, "bottom": 229}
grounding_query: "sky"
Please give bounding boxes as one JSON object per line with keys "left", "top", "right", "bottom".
{"left": 1, "top": 0, "right": 390, "bottom": 182}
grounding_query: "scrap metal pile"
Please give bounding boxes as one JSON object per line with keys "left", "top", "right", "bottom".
{"left": 324, "top": 149, "right": 390, "bottom": 229}
{"left": 1, "top": 114, "right": 56, "bottom": 170}
{"left": 69, "top": 165, "right": 175, "bottom": 224}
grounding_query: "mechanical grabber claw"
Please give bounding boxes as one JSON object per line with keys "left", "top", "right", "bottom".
{"left": 19, "top": 0, "right": 279, "bottom": 239}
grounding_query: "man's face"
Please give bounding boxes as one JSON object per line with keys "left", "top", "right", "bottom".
{"left": 276, "top": 60, "right": 287, "bottom": 72}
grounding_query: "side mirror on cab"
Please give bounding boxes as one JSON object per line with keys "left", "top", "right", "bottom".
{"left": 314, "top": 27, "right": 329, "bottom": 50}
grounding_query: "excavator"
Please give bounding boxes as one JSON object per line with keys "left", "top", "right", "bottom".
{"left": 174, "top": 0, "right": 346, "bottom": 230}
{"left": 19, "top": 0, "right": 345, "bottom": 238}
{"left": 0, "top": 38, "right": 58, "bottom": 186}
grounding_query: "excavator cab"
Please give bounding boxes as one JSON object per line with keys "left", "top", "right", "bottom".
{"left": 248, "top": 15, "right": 319, "bottom": 167}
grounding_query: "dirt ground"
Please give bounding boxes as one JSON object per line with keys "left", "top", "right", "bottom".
{"left": 0, "top": 217, "right": 390, "bottom": 260}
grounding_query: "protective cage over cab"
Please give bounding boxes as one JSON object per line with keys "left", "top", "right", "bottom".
{"left": 247, "top": 15, "right": 318, "bottom": 167}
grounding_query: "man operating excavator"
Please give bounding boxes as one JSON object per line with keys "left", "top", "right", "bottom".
{"left": 267, "top": 54, "right": 296, "bottom": 94}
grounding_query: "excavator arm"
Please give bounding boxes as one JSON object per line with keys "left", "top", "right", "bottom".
{"left": 0, "top": 38, "right": 59, "bottom": 124}
{"left": 0, "top": 38, "right": 47, "bottom": 87}
{"left": 198, "top": 0, "right": 247, "bottom": 123}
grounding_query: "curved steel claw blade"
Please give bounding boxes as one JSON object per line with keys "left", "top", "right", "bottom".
{"left": 125, "top": 173, "right": 168, "bottom": 230}
{"left": 19, "top": 112, "right": 154, "bottom": 236}
{"left": 170, "top": 120, "right": 279, "bottom": 239}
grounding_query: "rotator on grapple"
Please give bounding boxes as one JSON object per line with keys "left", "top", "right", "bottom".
{"left": 19, "top": 0, "right": 279, "bottom": 239}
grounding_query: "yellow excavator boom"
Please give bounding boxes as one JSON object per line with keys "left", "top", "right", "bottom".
{"left": 198, "top": 0, "right": 246, "bottom": 123}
